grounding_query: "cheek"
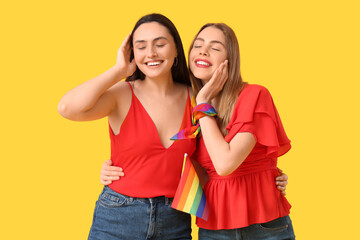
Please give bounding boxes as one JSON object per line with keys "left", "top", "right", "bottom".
{"left": 188, "top": 62, "right": 196, "bottom": 73}
{"left": 133, "top": 50, "right": 139, "bottom": 60}
{"left": 217, "top": 52, "right": 228, "bottom": 63}
{"left": 133, "top": 50, "right": 145, "bottom": 64}
{"left": 133, "top": 58, "right": 141, "bottom": 68}
{"left": 168, "top": 47, "right": 177, "bottom": 59}
{"left": 222, "top": 53, "right": 228, "bottom": 62}
{"left": 211, "top": 56, "right": 227, "bottom": 70}
{"left": 188, "top": 52, "right": 197, "bottom": 70}
{"left": 189, "top": 50, "right": 196, "bottom": 60}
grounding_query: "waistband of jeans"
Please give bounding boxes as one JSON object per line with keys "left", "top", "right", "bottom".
{"left": 138, "top": 195, "right": 173, "bottom": 205}
{"left": 104, "top": 186, "right": 173, "bottom": 205}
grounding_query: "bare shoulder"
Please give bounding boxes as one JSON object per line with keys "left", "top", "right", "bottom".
{"left": 107, "top": 81, "right": 134, "bottom": 132}
{"left": 108, "top": 80, "right": 132, "bottom": 95}
{"left": 174, "top": 83, "right": 192, "bottom": 98}
{"left": 106, "top": 81, "right": 133, "bottom": 104}
{"left": 107, "top": 80, "right": 133, "bottom": 114}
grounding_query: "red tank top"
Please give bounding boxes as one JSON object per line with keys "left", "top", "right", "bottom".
{"left": 108, "top": 81, "right": 196, "bottom": 198}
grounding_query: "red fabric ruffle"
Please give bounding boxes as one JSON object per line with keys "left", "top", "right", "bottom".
{"left": 195, "top": 84, "right": 292, "bottom": 230}
{"left": 225, "top": 84, "right": 291, "bottom": 157}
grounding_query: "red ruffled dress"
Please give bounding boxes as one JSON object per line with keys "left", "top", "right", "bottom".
{"left": 195, "top": 84, "right": 292, "bottom": 230}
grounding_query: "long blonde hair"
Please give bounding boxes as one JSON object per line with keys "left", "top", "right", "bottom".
{"left": 189, "top": 23, "right": 245, "bottom": 135}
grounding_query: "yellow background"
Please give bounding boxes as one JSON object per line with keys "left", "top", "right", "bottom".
{"left": 1, "top": 0, "right": 359, "bottom": 239}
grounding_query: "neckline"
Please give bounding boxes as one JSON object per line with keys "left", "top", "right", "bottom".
{"left": 131, "top": 85, "right": 190, "bottom": 150}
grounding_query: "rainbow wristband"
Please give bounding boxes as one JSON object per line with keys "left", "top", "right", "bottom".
{"left": 171, "top": 103, "right": 217, "bottom": 140}
{"left": 192, "top": 103, "right": 217, "bottom": 125}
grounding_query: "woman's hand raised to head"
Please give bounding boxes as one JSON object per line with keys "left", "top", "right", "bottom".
{"left": 196, "top": 60, "right": 228, "bottom": 104}
{"left": 100, "top": 159, "right": 124, "bottom": 185}
{"left": 58, "top": 34, "right": 137, "bottom": 121}
{"left": 115, "top": 34, "right": 137, "bottom": 78}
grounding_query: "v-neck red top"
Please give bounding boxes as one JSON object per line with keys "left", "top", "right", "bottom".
{"left": 108, "top": 81, "right": 196, "bottom": 198}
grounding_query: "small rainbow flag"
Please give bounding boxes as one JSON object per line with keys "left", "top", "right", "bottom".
{"left": 171, "top": 153, "right": 209, "bottom": 221}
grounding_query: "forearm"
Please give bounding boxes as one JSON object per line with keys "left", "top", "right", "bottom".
{"left": 58, "top": 66, "right": 124, "bottom": 118}
{"left": 198, "top": 116, "right": 234, "bottom": 176}
{"left": 199, "top": 115, "right": 255, "bottom": 176}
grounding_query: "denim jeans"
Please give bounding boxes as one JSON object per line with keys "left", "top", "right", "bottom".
{"left": 198, "top": 215, "right": 295, "bottom": 240}
{"left": 88, "top": 186, "right": 191, "bottom": 240}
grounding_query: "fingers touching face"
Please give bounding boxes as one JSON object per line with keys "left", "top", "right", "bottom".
{"left": 189, "top": 26, "right": 228, "bottom": 82}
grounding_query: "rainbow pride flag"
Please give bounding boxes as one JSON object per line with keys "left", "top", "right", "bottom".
{"left": 171, "top": 153, "right": 209, "bottom": 221}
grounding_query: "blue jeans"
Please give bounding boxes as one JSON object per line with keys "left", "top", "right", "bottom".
{"left": 199, "top": 215, "right": 295, "bottom": 240}
{"left": 88, "top": 186, "right": 191, "bottom": 240}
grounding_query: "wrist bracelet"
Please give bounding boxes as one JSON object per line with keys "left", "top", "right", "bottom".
{"left": 171, "top": 103, "right": 217, "bottom": 140}
{"left": 192, "top": 103, "right": 217, "bottom": 126}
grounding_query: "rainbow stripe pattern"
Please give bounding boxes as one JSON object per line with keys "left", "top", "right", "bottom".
{"left": 171, "top": 103, "right": 217, "bottom": 140}
{"left": 171, "top": 153, "right": 209, "bottom": 221}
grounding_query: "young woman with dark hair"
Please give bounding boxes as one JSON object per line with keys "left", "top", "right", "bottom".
{"left": 58, "top": 13, "right": 196, "bottom": 239}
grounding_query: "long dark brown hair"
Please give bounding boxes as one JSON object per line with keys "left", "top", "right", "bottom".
{"left": 189, "top": 23, "right": 245, "bottom": 134}
{"left": 126, "top": 13, "right": 191, "bottom": 86}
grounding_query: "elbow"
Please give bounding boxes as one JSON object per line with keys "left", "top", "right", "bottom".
{"left": 58, "top": 100, "right": 94, "bottom": 121}
{"left": 57, "top": 101, "right": 68, "bottom": 117}
{"left": 213, "top": 157, "right": 245, "bottom": 176}
{"left": 212, "top": 156, "right": 235, "bottom": 176}
{"left": 58, "top": 101, "right": 75, "bottom": 119}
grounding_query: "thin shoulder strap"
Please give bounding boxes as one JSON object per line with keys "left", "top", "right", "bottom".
{"left": 125, "top": 81, "right": 134, "bottom": 93}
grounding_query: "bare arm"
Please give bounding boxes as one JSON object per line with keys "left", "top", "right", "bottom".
{"left": 196, "top": 60, "right": 256, "bottom": 176}
{"left": 198, "top": 116, "right": 256, "bottom": 176}
{"left": 58, "top": 34, "right": 136, "bottom": 121}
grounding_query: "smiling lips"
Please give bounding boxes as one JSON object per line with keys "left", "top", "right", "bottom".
{"left": 195, "top": 59, "right": 212, "bottom": 68}
{"left": 145, "top": 60, "right": 163, "bottom": 67}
